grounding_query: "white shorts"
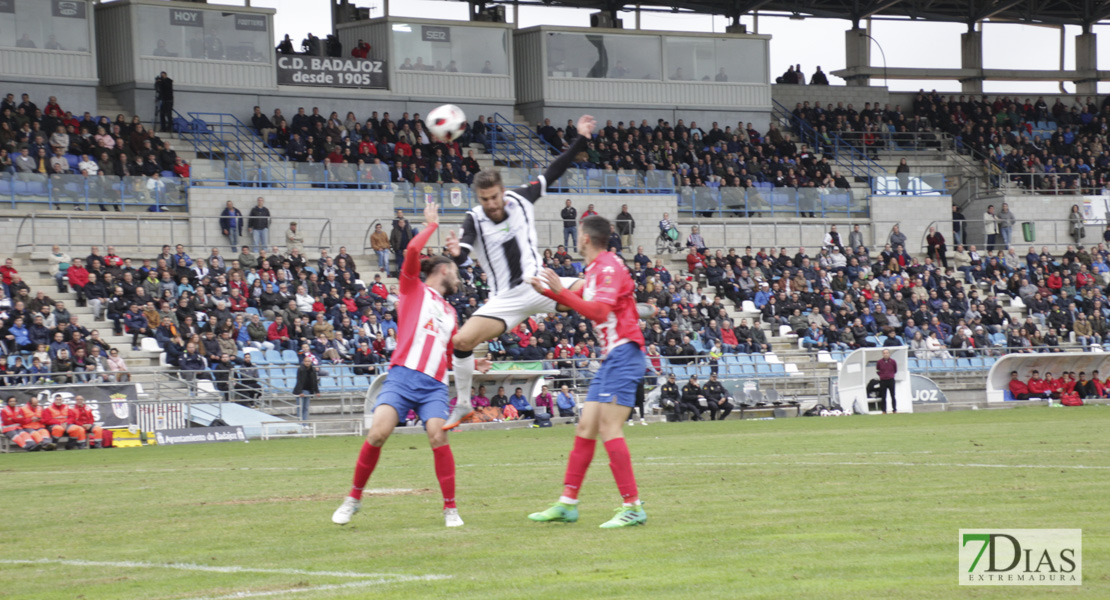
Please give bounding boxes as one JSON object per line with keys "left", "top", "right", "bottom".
{"left": 472, "top": 277, "right": 580, "bottom": 331}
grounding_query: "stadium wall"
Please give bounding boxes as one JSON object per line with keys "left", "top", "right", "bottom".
{"left": 185, "top": 188, "right": 395, "bottom": 256}
{"left": 962, "top": 195, "right": 1082, "bottom": 251}
{"left": 870, "top": 195, "right": 953, "bottom": 254}
{"left": 771, "top": 84, "right": 891, "bottom": 112}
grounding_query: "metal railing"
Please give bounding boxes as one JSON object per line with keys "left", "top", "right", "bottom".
{"left": 989, "top": 172, "right": 1105, "bottom": 196}
{"left": 487, "top": 113, "right": 560, "bottom": 168}
{"left": 870, "top": 173, "right": 948, "bottom": 196}
{"left": 0, "top": 173, "right": 188, "bottom": 211}
{"left": 13, "top": 213, "right": 333, "bottom": 254}
{"left": 175, "top": 111, "right": 285, "bottom": 164}
{"left": 772, "top": 99, "right": 883, "bottom": 180}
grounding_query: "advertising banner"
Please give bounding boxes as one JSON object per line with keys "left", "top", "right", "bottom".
{"left": 7, "top": 384, "right": 137, "bottom": 428}
{"left": 276, "top": 56, "right": 387, "bottom": 89}
{"left": 154, "top": 426, "right": 247, "bottom": 446}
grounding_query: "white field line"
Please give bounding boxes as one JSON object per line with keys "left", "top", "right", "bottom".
{"left": 6, "top": 449, "right": 1110, "bottom": 477}
{"left": 0, "top": 558, "right": 450, "bottom": 581}
{"left": 0, "top": 558, "right": 449, "bottom": 600}
{"left": 180, "top": 578, "right": 441, "bottom": 600}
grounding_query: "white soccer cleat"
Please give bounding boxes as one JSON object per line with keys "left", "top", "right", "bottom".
{"left": 640, "top": 418, "right": 648, "bottom": 426}
{"left": 332, "top": 497, "right": 361, "bottom": 525}
{"left": 442, "top": 399, "right": 474, "bottom": 431}
{"left": 444, "top": 507, "right": 464, "bottom": 528}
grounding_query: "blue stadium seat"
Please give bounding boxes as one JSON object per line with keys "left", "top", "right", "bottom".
{"left": 741, "top": 364, "right": 757, "bottom": 375}
{"left": 956, "top": 358, "right": 973, "bottom": 371}
{"left": 755, "top": 364, "right": 773, "bottom": 377}
{"left": 280, "top": 350, "right": 298, "bottom": 364}
{"left": 245, "top": 307, "right": 260, "bottom": 317}
{"left": 264, "top": 349, "right": 282, "bottom": 364}
{"left": 908, "top": 357, "right": 921, "bottom": 371}
{"left": 769, "top": 363, "right": 785, "bottom": 376}
{"left": 929, "top": 359, "right": 946, "bottom": 370}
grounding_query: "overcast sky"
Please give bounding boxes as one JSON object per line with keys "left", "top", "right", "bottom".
{"left": 241, "top": 0, "right": 1110, "bottom": 94}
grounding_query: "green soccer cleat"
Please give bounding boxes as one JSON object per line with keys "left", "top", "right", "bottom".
{"left": 527, "top": 502, "right": 579, "bottom": 523}
{"left": 599, "top": 504, "right": 647, "bottom": 529}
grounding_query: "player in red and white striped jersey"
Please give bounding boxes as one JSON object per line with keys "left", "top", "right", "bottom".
{"left": 333, "top": 202, "right": 490, "bottom": 528}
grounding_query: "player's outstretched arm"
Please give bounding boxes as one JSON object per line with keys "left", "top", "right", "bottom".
{"left": 401, "top": 202, "right": 440, "bottom": 284}
{"left": 530, "top": 268, "right": 612, "bottom": 323}
{"left": 522, "top": 115, "right": 596, "bottom": 203}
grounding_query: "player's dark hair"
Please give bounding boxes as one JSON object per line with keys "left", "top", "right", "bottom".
{"left": 473, "top": 169, "right": 502, "bottom": 190}
{"left": 581, "top": 215, "right": 611, "bottom": 249}
{"left": 421, "top": 255, "right": 454, "bottom": 279}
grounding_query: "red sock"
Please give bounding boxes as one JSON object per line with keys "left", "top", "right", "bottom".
{"left": 433, "top": 445, "right": 457, "bottom": 509}
{"left": 604, "top": 437, "right": 639, "bottom": 504}
{"left": 561, "top": 436, "right": 597, "bottom": 500}
{"left": 349, "top": 441, "right": 381, "bottom": 500}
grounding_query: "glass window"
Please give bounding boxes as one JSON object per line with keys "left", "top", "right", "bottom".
{"left": 664, "top": 37, "right": 766, "bottom": 83}
{"left": 392, "top": 23, "right": 508, "bottom": 75}
{"left": 545, "top": 32, "right": 661, "bottom": 80}
{"left": 0, "top": 0, "right": 91, "bottom": 52}
{"left": 136, "top": 6, "right": 270, "bottom": 63}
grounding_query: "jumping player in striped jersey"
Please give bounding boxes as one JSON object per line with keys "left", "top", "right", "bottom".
{"left": 441, "top": 114, "right": 596, "bottom": 430}
{"left": 333, "top": 202, "right": 490, "bottom": 528}
{"left": 527, "top": 215, "right": 649, "bottom": 528}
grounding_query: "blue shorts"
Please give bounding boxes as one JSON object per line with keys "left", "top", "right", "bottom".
{"left": 585, "top": 343, "right": 647, "bottom": 408}
{"left": 374, "top": 366, "right": 449, "bottom": 424}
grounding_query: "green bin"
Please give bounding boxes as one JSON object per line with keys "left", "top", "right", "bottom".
{"left": 1021, "top": 221, "right": 1035, "bottom": 242}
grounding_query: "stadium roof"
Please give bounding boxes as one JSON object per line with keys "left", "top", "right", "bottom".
{"left": 468, "top": 0, "right": 1110, "bottom": 28}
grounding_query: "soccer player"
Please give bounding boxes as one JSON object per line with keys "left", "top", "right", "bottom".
{"left": 44, "top": 393, "right": 87, "bottom": 448}
{"left": 332, "top": 203, "right": 489, "bottom": 528}
{"left": 441, "top": 114, "right": 597, "bottom": 430}
{"left": 2, "top": 396, "right": 42, "bottom": 451}
{"left": 526, "top": 215, "right": 648, "bottom": 528}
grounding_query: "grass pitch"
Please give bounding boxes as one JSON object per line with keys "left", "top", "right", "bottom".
{"left": 2, "top": 407, "right": 1107, "bottom": 599}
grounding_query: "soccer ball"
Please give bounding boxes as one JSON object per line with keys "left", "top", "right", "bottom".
{"left": 427, "top": 104, "right": 467, "bottom": 142}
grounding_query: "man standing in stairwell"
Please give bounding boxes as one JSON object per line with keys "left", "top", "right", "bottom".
{"left": 248, "top": 197, "right": 271, "bottom": 253}
{"left": 155, "top": 71, "right": 174, "bottom": 133}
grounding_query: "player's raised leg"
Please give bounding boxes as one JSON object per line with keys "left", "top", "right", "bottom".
{"left": 444, "top": 315, "right": 505, "bottom": 430}
{"left": 424, "top": 416, "right": 463, "bottom": 527}
{"left": 333, "top": 403, "right": 398, "bottom": 525}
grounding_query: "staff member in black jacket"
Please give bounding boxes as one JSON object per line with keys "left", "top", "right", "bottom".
{"left": 293, "top": 354, "right": 320, "bottom": 421}
{"left": 220, "top": 200, "right": 244, "bottom": 254}
{"left": 660, "top": 373, "right": 681, "bottom": 421}
{"left": 701, "top": 373, "right": 733, "bottom": 421}
{"left": 680, "top": 374, "right": 705, "bottom": 422}
{"left": 560, "top": 199, "right": 577, "bottom": 248}
{"left": 248, "top": 197, "right": 271, "bottom": 253}
{"left": 155, "top": 71, "right": 174, "bottom": 133}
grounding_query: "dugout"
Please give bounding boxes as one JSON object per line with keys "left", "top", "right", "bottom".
{"left": 836, "top": 346, "right": 913, "bottom": 414}
{"left": 986, "top": 352, "right": 1110, "bottom": 404}
{"left": 363, "top": 369, "right": 558, "bottom": 429}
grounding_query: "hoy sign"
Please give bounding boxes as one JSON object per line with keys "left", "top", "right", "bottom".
{"left": 170, "top": 8, "right": 203, "bottom": 27}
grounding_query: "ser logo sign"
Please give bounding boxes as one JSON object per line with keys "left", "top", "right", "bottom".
{"left": 960, "top": 529, "right": 1081, "bottom": 586}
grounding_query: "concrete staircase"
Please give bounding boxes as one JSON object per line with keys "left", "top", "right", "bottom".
{"left": 95, "top": 86, "right": 128, "bottom": 121}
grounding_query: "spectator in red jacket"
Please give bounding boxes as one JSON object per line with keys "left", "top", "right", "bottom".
{"left": 66, "top": 258, "right": 90, "bottom": 306}
{"left": 267, "top": 315, "right": 295, "bottom": 351}
{"left": 72, "top": 395, "right": 105, "bottom": 448}
{"left": 0, "top": 257, "right": 18, "bottom": 289}
{"left": 351, "top": 40, "right": 371, "bottom": 58}
{"left": 1008, "top": 371, "right": 1030, "bottom": 400}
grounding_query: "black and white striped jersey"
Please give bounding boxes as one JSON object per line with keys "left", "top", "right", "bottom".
{"left": 457, "top": 175, "right": 547, "bottom": 296}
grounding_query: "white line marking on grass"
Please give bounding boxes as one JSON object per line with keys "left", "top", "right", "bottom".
{"left": 638, "top": 460, "right": 1110, "bottom": 470}
{"left": 0, "top": 558, "right": 450, "bottom": 582}
{"left": 179, "top": 578, "right": 442, "bottom": 600}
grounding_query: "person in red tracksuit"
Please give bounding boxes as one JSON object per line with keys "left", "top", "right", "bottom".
{"left": 1092, "top": 370, "right": 1106, "bottom": 398}
{"left": 43, "top": 394, "right": 87, "bottom": 449}
{"left": 2, "top": 396, "right": 42, "bottom": 451}
{"left": 1008, "top": 371, "right": 1030, "bottom": 400}
{"left": 1027, "top": 371, "right": 1057, "bottom": 400}
{"left": 19, "top": 398, "right": 56, "bottom": 450}
{"left": 1060, "top": 372, "right": 1076, "bottom": 395}
{"left": 71, "top": 395, "right": 105, "bottom": 448}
